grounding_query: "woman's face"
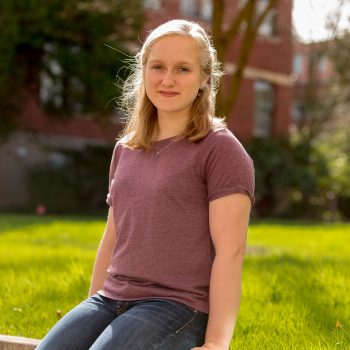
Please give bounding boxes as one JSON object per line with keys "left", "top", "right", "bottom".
{"left": 144, "top": 35, "right": 204, "bottom": 119}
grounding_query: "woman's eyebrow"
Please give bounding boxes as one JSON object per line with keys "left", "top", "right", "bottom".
{"left": 176, "top": 61, "right": 194, "bottom": 67}
{"left": 148, "top": 59, "right": 194, "bottom": 67}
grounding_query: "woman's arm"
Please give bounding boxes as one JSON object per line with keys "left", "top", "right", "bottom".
{"left": 88, "top": 206, "right": 117, "bottom": 296}
{"left": 192, "top": 193, "right": 252, "bottom": 350}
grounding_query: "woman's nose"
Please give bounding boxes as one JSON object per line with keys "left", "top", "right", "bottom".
{"left": 161, "top": 70, "right": 175, "bottom": 86}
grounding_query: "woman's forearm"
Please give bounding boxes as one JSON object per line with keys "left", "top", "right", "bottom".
{"left": 204, "top": 253, "right": 245, "bottom": 349}
{"left": 88, "top": 208, "right": 116, "bottom": 296}
{"left": 88, "top": 239, "right": 114, "bottom": 296}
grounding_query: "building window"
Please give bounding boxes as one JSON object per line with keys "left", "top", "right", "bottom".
{"left": 318, "top": 55, "right": 327, "bottom": 73}
{"left": 180, "top": 0, "right": 199, "bottom": 17}
{"left": 143, "top": 0, "right": 162, "bottom": 10}
{"left": 293, "top": 53, "right": 303, "bottom": 75}
{"left": 180, "top": 0, "right": 212, "bottom": 20}
{"left": 40, "top": 58, "right": 64, "bottom": 110}
{"left": 291, "top": 100, "right": 303, "bottom": 124}
{"left": 39, "top": 43, "right": 85, "bottom": 115}
{"left": 199, "top": 0, "right": 212, "bottom": 21}
{"left": 257, "top": 0, "right": 278, "bottom": 37}
{"left": 253, "top": 80, "right": 275, "bottom": 137}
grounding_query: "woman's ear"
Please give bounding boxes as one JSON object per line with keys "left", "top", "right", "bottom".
{"left": 201, "top": 77, "right": 210, "bottom": 89}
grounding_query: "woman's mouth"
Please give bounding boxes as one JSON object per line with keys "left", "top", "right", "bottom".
{"left": 159, "top": 91, "right": 179, "bottom": 97}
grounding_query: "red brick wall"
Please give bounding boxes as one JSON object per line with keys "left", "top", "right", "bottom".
{"left": 227, "top": 79, "right": 255, "bottom": 141}
{"left": 20, "top": 91, "right": 120, "bottom": 142}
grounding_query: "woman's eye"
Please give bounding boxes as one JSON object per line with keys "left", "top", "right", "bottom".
{"left": 152, "top": 65, "right": 163, "bottom": 70}
{"left": 178, "top": 67, "right": 190, "bottom": 72}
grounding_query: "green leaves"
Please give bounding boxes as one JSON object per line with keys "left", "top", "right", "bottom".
{"left": 0, "top": 0, "right": 145, "bottom": 124}
{"left": 246, "top": 136, "right": 328, "bottom": 217}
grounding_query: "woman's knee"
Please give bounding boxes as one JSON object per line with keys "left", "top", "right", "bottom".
{"left": 36, "top": 294, "right": 117, "bottom": 350}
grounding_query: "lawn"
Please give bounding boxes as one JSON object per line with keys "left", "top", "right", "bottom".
{"left": 0, "top": 214, "right": 349, "bottom": 349}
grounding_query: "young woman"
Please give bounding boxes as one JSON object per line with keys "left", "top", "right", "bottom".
{"left": 36, "top": 19, "right": 255, "bottom": 350}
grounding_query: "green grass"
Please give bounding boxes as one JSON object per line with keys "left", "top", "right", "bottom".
{"left": 0, "top": 214, "right": 103, "bottom": 338}
{"left": 0, "top": 215, "right": 349, "bottom": 349}
{"left": 233, "top": 221, "right": 350, "bottom": 350}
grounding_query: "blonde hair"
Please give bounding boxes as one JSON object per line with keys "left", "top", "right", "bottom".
{"left": 118, "top": 19, "right": 225, "bottom": 150}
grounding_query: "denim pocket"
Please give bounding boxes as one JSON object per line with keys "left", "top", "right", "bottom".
{"left": 173, "top": 309, "right": 200, "bottom": 335}
{"left": 153, "top": 306, "right": 208, "bottom": 349}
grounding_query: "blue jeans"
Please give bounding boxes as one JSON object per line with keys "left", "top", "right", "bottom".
{"left": 36, "top": 294, "right": 208, "bottom": 350}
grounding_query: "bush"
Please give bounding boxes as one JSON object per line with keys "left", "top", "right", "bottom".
{"left": 246, "top": 137, "right": 328, "bottom": 218}
{"left": 28, "top": 144, "right": 113, "bottom": 215}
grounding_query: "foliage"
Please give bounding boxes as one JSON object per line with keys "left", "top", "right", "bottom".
{"left": 0, "top": 215, "right": 349, "bottom": 350}
{"left": 0, "top": 0, "right": 145, "bottom": 126}
{"left": 246, "top": 136, "right": 327, "bottom": 218}
{"left": 291, "top": 11, "right": 350, "bottom": 220}
{"left": 311, "top": 129, "right": 350, "bottom": 196}
{"left": 326, "top": 15, "right": 350, "bottom": 119}
{"left": 27, "top": 144, "right": 113, "bottom": 214}
{"left": 294, "top": 13, "right": 350, "bottom": 140}
{"left": 0, "top": 1, "right": 21, "bottom": 138}
{"left": 306, "top": 128, "right": 350, "bottom": 220}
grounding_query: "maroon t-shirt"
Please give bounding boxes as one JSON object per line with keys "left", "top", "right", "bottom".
{"left": 102, "top": 128, "right": 255, "bottom": 313}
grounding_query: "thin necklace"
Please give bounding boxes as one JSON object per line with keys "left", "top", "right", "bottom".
{"left": 154, "top": 138, "right": 179, "bottom": 158}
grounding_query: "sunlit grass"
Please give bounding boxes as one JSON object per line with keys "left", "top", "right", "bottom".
{"left": 0, "top": 214, "right": 349, "bottom": 349}
{"left": 232, "top": 221, "right": 350, "bottom": 350}
{"left": 0, "top": 214, "right": 104, "bottom": 337}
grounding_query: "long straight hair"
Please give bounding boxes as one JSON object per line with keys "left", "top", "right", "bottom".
{"left": 118, "top": 19, "right": 226, "bottom": 150}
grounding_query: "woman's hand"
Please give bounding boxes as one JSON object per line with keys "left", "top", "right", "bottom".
{"left": 191, "top": 342, "right": 226, "bottom": 350}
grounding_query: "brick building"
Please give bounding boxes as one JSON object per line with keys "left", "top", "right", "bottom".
{"left": 0, "top": 0, "right": 294, "bottom": 210}
{"left": 291, "top": 39, "right": 333, "bottom": 126}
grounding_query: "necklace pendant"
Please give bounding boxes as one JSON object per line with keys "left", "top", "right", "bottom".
{"left": 154, "top": 138, "right": 178, "bottom": 159}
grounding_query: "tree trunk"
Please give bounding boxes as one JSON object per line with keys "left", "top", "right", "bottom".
{"left": 212, "top": 0, "right": 278, "bottom": 119}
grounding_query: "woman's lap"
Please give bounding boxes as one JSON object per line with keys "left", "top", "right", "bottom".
{"left": 36, "top": 294, "right": 208, "bottom": 350}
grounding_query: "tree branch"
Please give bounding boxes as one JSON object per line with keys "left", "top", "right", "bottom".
{"left": 220, "top": 0, "right": 256, "bottom": 116}
{"left": 224, "top": 0, "right": 254, "bottom": 51}
{"left": 217, "top": 0, "right": 279, "bottom": 117}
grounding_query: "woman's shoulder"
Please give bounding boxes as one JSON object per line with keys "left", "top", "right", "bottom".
{"left": 206, "top": 127, "right": 235, "bottom": 140}
{"left": 199, "top": 127, "right": 254, "bottom": 169}
{"left": 203, "top": 127, "right": 247, "bottom": 152}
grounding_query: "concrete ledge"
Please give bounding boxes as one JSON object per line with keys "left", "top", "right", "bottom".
{"left": 0, "top": 335, "right": 40, "bottom": 350}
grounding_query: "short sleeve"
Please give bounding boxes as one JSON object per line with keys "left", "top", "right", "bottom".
{"left": 204, "top": 130, "right": 255, "bottom": 206}
{"left": 106, "top": 142, "right": 120, "bottom": 207}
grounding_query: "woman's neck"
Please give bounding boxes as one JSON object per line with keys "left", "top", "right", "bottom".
{"left": 156, "top": 111, "right": 189, "bottom": 140}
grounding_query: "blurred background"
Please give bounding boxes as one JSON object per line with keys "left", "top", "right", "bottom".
{"left": 0, "top": 0, "right": 349, "bottom": 221}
